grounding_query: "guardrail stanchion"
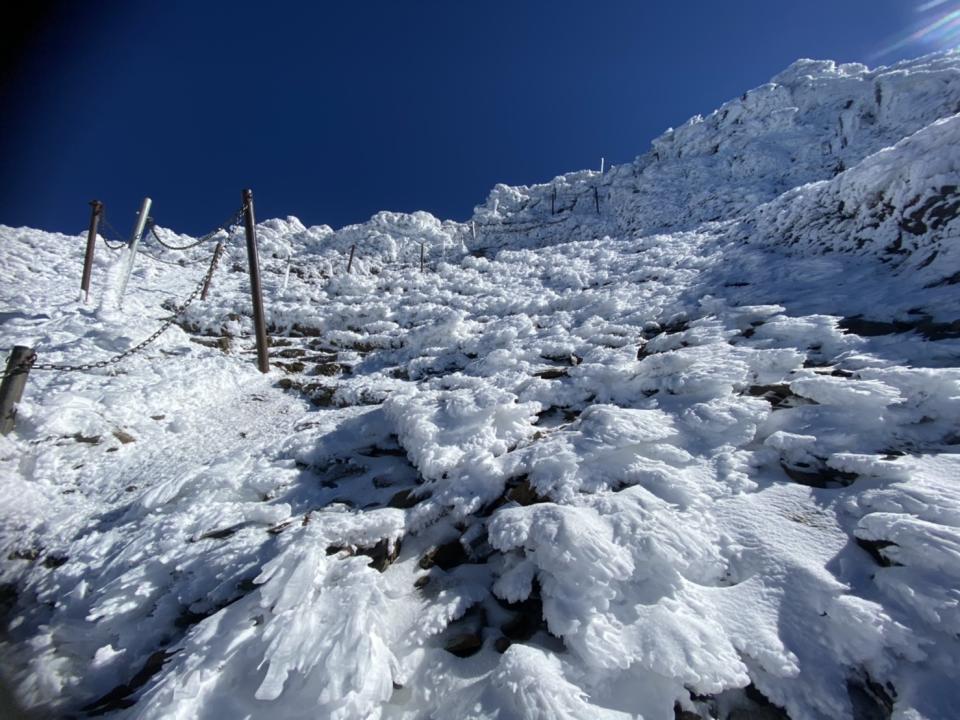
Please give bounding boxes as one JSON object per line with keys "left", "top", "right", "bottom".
{"left": 80, "top": 201, "right": 103, "bottom": 303}
{"left": 420, "top": 242, "right": 425, "bottom": 273}
{"left": 347, "top": 244, "right": 356, "bottom": 274}
{"left": 242, "top": 189, "right": 270, "bottom": 373}
{"left": 117, "top": 197, "right": 153, "bottom": 307}
{"left": 1, "top": 346, "right": 34, "bottom": 435}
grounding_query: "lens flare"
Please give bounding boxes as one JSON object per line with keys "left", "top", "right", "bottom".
{"left": 874, "top": 1, "right": 960, "bottom": 58}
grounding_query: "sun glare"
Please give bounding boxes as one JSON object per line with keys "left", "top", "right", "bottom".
{"left": 874, "top": 1, "right": 960, "bottom": 58}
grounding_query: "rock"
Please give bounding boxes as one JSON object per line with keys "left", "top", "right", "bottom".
{"left": 413, "top": 575, "right": 430, "bottom": 589}
{"left": 312, "top": 362, "right": 342, "bottom": 376}
{"left": 112, "top": 429, "right": 136, "bottom": 444}
{"left": 444, "top": 633, "right": 483, "bottom": 658}
{"left": 506, "top": 477, "right": 545, "bottom": 506}
{"left": 535, "top": 367, "right": 568, "bottom": 380}
{"left": 780, "top": 460, "right": 857, "bottom": 488}
{"left": 358, "top": 538, "right": 402, "bottom": 572}
{"left": 419, "top": 540, "right": 468, "bottom": 571}
{"left": 855, "top": 537, "right": 901, "bottom": 567}
{"left": 389, "top": 488, "right": 425, "bottom": 509}
{"left": 42, "top": 553, "right": 68, "bottom": 569}
{"left": 494, "top": 637, "right": 512, "bottom": 654}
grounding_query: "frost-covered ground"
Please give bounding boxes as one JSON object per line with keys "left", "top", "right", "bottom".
{"left": 1, "top": 52, "right": 960, "bottom": 720}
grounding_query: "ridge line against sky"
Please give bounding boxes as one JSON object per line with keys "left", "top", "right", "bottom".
{"left": 1, "top": 0, "right": 957, "bottom": 236}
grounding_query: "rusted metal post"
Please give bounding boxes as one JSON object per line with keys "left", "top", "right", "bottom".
{"left": 80, "top": 201, "right": 103, "bottom": 303}
{"left": 594, "top": 186, "right": 600, "bottom": 215}
{"left": 551, "top": 186, "right": 556, "bottom": 215}
{"left": 242, "top": 189, "right": 270, "bottom": 373}
{"left": 347, "top": 244, "right": 356, "bottom": 274}
{"left": 0, "top": 346, "right": 34, "bottom": 435}
{"left": 420, "top": 243, "right": 425, "bottom": 273}
{"left": 200, "top": 241, "right": 225, "bottom": 301}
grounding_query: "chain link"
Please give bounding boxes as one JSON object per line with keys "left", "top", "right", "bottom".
{"left": 99, "top": 211, "right": 130, "bottom": 249}
{"left": 149, "top": 208, "right": 243, "bottom": 251}
{"left": 0, "top": 353, "right": 37, "bottom": 380}
{"left": 29, "top": 245, "right": 222, "bottom": 374}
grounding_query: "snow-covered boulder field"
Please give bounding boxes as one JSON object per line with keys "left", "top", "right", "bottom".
{"left": 1, "top": 52, "right": 959, "bottom": 720}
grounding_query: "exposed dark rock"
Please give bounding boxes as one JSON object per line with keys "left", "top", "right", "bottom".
{"left": 535, "top": 367, "right": 568, "bottom": 380}
{"left": 506, "top": 477, "right": 545, "bottom": 507}
{"left": 8, "top": 548, "right": 39, "bottom": 562}
{"left": 43, "top": 553, "right": 68, "bottom": 569}
{"left": 277, "top": 361, "right": 306, "bottom": 374}
{"left": 389, "top": 489, "right": 427, "bottom": 509}
{"left": 358, "top": 538, "right": 402, "bottom": 572}
{"left": 112, "top": 430, "right": 136, "bottom": 444}
{"left": 444, "top": 633, "right": 483, "bottom": 658}
{"left": 855, "top": 537, "right": 901, "bottom": 568}
{"left": 840, "top": 314, "right": 960, "bottom": 341}
{"left": 419, "top": 540, "right": 468, "bottom": 571}
{"left": 780, "top": 460, "right": 857, "bottom": 488}
{"left": 189, "top": 336, "right": 231, "bottom": 353}
{"left": 311, "top": 362, "right": 342, "bottom": 377}
{"left": 83, "top": 649, "right": 178, "bottom": 716}
{"left": 847, "top": 673, "right": 895, "bottom": 720}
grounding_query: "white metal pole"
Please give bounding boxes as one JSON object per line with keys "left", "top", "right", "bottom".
{"left": 600, "top": 157, "right": 605, "bottom": 173}
{"left": 117, "top": 197, "right": 152, "bottom": 308}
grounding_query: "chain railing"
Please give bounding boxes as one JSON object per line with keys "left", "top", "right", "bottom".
{"left": 149, "top": 208, "right": 243, "bottom": 251}
{"left": 24, "top": 244, "right": 222, "bottom": 375}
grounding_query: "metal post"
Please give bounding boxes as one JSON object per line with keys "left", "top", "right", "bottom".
{"left": 471, "top": 221, "right": 476, "bottom": 242}
{"left": 242, "top": 189, "right": 270, "bottom": 373}
{"left": 551, "top": 187, "right": 556, "bottom": 215}
{"left": 200, "top": 241, "right": 225, "bottom": 301}
{"left": 594, "top": 186, "right": 600, "bottom": 215}
{"left": 117, "top": 197, "right": 153, "bottom": 307}
{"left": 80, "top": 201, "right": 103, "bottom": 303}
{"left": 347, "top": 244, "right": 356, "bottom": 274}
{"left": 1, "top": 346, "right": 34, "bottom": 435}
{"left": 600, "top": 157, "right": 605, "bottom": 174}
{"left": 420, "top": 243, "right": 425, "bottom": 273}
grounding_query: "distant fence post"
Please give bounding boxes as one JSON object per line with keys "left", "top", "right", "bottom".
{"left": 80, "top": 200, "right": 103, "bottom": 303}
{"left": 200, "top": 241, "right": 225, "bottom": 301}
{"left": 551, "top": 186, "right": 556, "bottom": 215}
{"left": 0, "top": 346, "right": 34, "bottom": 435}
{"left": 347, "top": 244, "right": 356, "bottom": 274}
{"left": 420, "top": 243, "right": 425, "bottom": 273}
{"left": 117, "top": 197, "right": 153, "bottom": 307}
{"left": 242, "top": 188, "right": 270, "bottom": 373}
{"left": 594, "top": 186, "right": 600, "bottom": 215}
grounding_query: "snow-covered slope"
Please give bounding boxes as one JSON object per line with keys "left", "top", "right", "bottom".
{"left": 1, "top": 51, "right": 959, "bottom": 720}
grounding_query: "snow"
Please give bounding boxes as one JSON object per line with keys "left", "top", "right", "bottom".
{"left": 2, "top": 50, "right": 960, "bottom": 719}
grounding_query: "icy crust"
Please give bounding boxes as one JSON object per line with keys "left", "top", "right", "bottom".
{"left": 469, "top": 51, "right": 960, "bottom": 253}
{"left": 2, "top": 52, "right": 960, "bottom": 720}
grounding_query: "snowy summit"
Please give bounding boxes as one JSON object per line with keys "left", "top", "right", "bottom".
{"left": 2, "top": 52, "right": 960, "bottom": 720}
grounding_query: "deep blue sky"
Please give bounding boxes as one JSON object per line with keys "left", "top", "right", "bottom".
{"left": 0, "top": 1, "right": 944, "bottom": 235}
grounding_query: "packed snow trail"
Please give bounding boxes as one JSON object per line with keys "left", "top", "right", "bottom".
{"left": 2, "top": 51, "right": 960, "bottom": 720}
